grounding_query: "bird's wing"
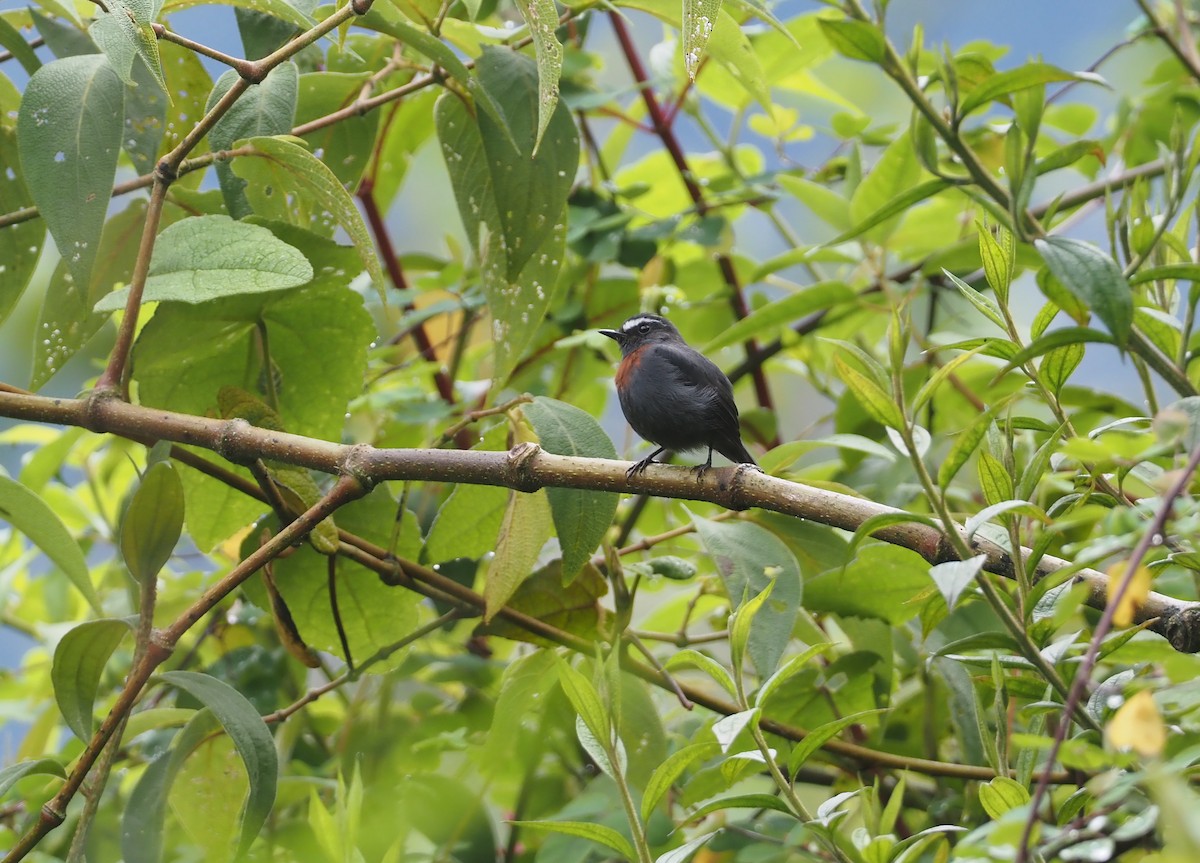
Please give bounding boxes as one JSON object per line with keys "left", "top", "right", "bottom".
{"left": 652, "top": 344, "right": 740, "bottom": 425}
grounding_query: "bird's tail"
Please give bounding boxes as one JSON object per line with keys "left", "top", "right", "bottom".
{"left": 716, "top": 437, "right": 758, "bottom": 468}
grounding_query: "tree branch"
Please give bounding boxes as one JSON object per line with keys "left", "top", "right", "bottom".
{"left": 1, "top": 388, "right": 1196, "bottom": 652}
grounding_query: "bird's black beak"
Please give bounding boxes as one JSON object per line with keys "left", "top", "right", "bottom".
{"left": 599, "top": 329, "right": 623, "bottom": 344}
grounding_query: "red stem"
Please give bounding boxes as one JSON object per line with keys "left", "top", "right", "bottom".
{"left": 358, "top": 182, "right": 476, "bottom": 449}
{"left": 608, "top": 13, "right": 778, "bottom": 440}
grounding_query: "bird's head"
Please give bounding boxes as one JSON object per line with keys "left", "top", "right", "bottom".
{"left": 599, "top": 314, "right": 684, "bottom": 357}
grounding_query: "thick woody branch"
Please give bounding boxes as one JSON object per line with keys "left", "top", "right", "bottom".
{"left": 2, "top": 389, "right": 1197, "bottom": 652}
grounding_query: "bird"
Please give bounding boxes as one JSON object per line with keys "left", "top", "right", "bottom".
{"left": 600, "top": 313, "right": 759, "bottom": 477}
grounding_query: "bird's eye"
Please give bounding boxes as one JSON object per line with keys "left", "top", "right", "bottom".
{"left": 638, "top": 323, "right": 651, "bottom": 334}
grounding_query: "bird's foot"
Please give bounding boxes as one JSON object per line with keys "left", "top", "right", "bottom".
{"left": 691, "top": 450, "right": 715, "bottom": 480}
{"left": 627, "top": 455, "right": 657, "bottom": 477}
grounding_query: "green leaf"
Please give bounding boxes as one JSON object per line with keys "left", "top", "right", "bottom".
{"left": 135, "top": 282, "right": 371, "bottom": 442}
{"left": 478, "top": 560, "right": 607, "bottom": 647}
{"left": 159, "top": 671, "right": 278, "bottom": 856}
{"left": 52, "top": 618, "right": 134, "bottom": 742}
{"left": 509, "top": 820, "right": 636, "bottom": 861}
{"left": 0, "top": 758, "right": 66, "bottom": 797}
{"left": 927, "top": 556, "right": 984, "bottom": 610}
{"left": 208, "top": 63, "right": 298, "bottom": 218}
{"left": 33, "top": 198, "right": 174, "bottom": 390}
{"left": 976, "top": 452, "right": 1014, "bottom": 506}
{"left": 911, "top": 345, "right": 989, "bottom": 414}
{"left": 805, "top": 544, "right": 929, "bottom": 624}
{"left": 664, "top": 649, "right": 739, "bottom": 700}
{"left": 685, "top": 794, "right": 793, "bottom": 822}
{"left": 170, "top": 733, "right": 252, "bottom": 863}
{"left": 833, "top": 355, "right": 904, "bottom": 429}
{"left": 0, "top": 16, "right": 41, "bottom": 76}
{"left": 730, "top": 578, "right": 775, "bottom": 681}
{"left": 234, "top": 135, "right": 383, "bottom": 292}
{"left": 755, "top": 642, "right": 834, "bottom": 712}
{"left": 776, "top": 174, "right": 851, "bottom": 232}
{"left": 978, "top": 223, "right": 1014, "bottom": 303}
{"left": 703, "top": 281, "right": 855, "bottom": 352}
{"left": 997, "top": 326, "right": 1116, "bottom": 375}
{"left": 161, "top": 0, "right": 315, "bottom": 33}
{"left": 938, "top": 402, "right": 1008, "bottom": 488}
{"left": 845, "top": 134, "right": 932, "bottom": 243}
{"left": 120, "top": 459, "right": 185, "bottom": 584}
{"left": 17, "top": 54, "right": 124, "bottom": 290}
{"left": 817, "top": 18, "right": 886, "bottom": 62}
{"left": 473, "top": 47, "right": 578, "bottom": 281}
{"left": 484, "top": 489, "right": 553, "bottom": 621}
{"left": 122, "top": 41, "right": 171, "bottom": 175}
{"left": 512, "top": 0, "right": 563, "bottom": 150}
{"left": 555, "top": 656, "right": 611, "bottom": 743}
{"left": 641, "top": 741, "right": 719, "bottom": 820}
{"left": 1035, "top": 237, "right": 1132, "bottom": 346}
{"left": 657, "top": 831, "right": 720, "bottom": 863}
{"left": 1130, "top": 263, "right": 1200, "bottom": 285}
{"left": 522, "top": 397, "right": 618, "bottom": 581}
{"left": 122, "top": 709, "right": 221, "bottom": 863}
{"left": 133, "top": 283, "right": 372, "bottom": 549}
{"left": 683, "top": 0, "right": 722, "bottom": 78}
{"left": 89, "top": 0, "right": 166, "bottom": 92}
{"left": 960, "top": 63, "right": 1101, "bottom": 118}
{"left": 425, "top": 485, "right": 510, "bottom": 563}
{"left": 787, "top": 709, "right": 884, "bottom": 774}
{"left": 95, "top": 216, "right": 314, "bottom": 311}
{"left": 943, "top": 268, "right": 1006, "bottom": 330}
{"left": 691, "top": 516, "right": 802, "bottom": 678}
{"left": 435, "top": 61, "right": 573, "bottom": 380}
{"left": 1034, "top": 139, "right": 1102, "bottom": 176}
{"left": 964, "top": 500, "right": 1046, "bottom": 539}
{"left": 979, "top": 776, "right": 1031, "bottom": 819}
{"left": 0, "top": 474, "right": 100, "bottom": 612}
{"left": 622, "top": 0, "right": 770, "bottom": 109}
{"left": 0, "top": 128, "right": 45, "bottom": 326}
{"left": 1041, "top": 342, "right": 1084, "bottom": 394}
{"left": 296, "top": 72, "right": 380, "bottom": 190}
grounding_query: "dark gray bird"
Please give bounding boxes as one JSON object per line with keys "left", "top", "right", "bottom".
{"left": 600, "top": 314, "right": 758, "bottom": 477}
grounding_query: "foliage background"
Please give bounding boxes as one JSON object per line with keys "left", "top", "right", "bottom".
{"left": 1, "top": 0, "right": 1200, "bottom": 862}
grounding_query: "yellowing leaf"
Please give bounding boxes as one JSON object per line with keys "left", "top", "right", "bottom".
{"left": 1108, "top": 562, "right": 1152, "bottom": 628}
{"left": 1105, "top": 690, "right": 1166, "bottom": 757}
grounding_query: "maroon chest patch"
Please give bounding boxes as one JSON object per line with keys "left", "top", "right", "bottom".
{"left": 615, "top": 346, "right": 645, "bottom": 390}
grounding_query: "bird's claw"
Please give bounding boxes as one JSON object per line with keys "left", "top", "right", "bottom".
{"left": 626, "top": 457, "right": 655, "bottom": 478}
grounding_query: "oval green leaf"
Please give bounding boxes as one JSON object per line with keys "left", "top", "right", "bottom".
{"left": 96, "top": 216, "right": 314, "bottom": 312}
{"left": 691, "top": 516, "right": 802, "bottom": 679}
{"left": 1035, "top": 237, "right": 1132, "bottom": 346}
{"left": 52, "top": 618, "right": 134, "bottom": 742}
{"left": 17, "top": 54, "right": 124, "bottom": 290}
{"left": 159, "top": 671, "right": 278, "bottom": 856}
{"left": 522, "top": 397, "right": 618, "bottom": 582}
{"left": 0, "top": 474, "right": 100, "bottom": 612}
{"left": 120, "top": 459, "right": 185, "bottom": 585}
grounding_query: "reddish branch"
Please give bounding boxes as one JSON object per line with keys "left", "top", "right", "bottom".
{"left": 608, "top": 14, "right": 778, "bottom": 440}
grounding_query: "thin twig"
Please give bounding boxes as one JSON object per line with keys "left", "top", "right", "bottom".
{"left": 1016, "top": 443, "right": 1200, "bottom": 863}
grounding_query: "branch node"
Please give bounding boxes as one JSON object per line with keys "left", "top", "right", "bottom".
{"left": 81, "top": 389, "right": 119, "bottom": 432}
{"left": 240, "top": 62, "right": 267, "bottom": 85}
{"left": 39, "top": 802, "right": 65, "bottom": 828}
{"left": 350, "top": 0, "right": 373, "bottom": 15}
{"left": 216, "top": 418, "right": 254, "bottom": 464}
{"left": 340, "top": 444, "right": 378, "bottom": 493}
{"left": 1163, "top": 606, "right": 1200, "bottom": 653}
{"left": 154, "top": 158, "right": 178, "bottom": 186}
{"left": 726, "top": 464, "right": 760, "bottom": 511}
{"left": 507, "top": 442, "right": 542, "bottom": 492}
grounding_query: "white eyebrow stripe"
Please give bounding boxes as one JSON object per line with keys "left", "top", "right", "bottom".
{"left": 621, "top": 316, "right": 660, "bottom": 333}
